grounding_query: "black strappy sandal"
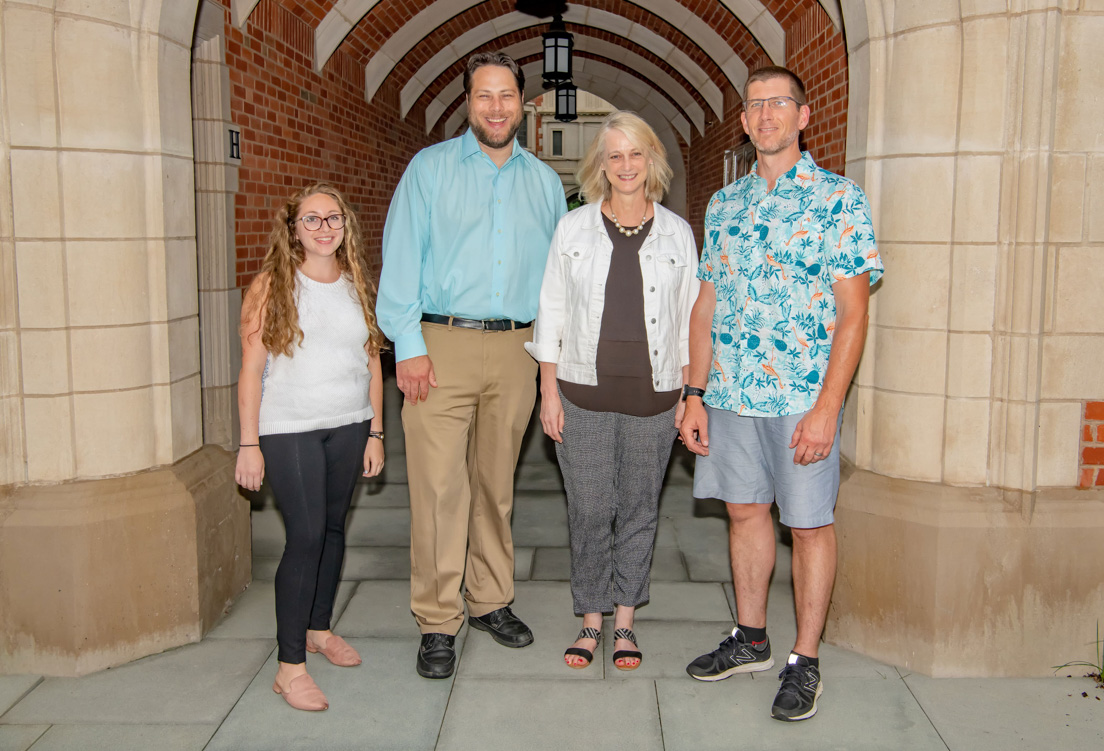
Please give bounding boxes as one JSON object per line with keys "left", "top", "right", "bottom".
{"left": 564, "top": 627, "right": 601, "bottom": 669}
{"left": 613, "top": 628, "right": 642, "bottom": 671}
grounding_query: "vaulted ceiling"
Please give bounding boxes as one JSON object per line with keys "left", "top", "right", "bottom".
{"left": 231, "top": 0, "right": 843, "bottom": 145}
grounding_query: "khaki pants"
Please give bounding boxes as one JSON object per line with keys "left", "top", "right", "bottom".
{"left": 403, "top": 322, "right": 537, "bottom": 635}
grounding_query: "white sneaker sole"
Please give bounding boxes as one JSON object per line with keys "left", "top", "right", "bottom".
{"left": 688, "top": 655, "right": 775, "bottom": 682}
{"left": 771, "top": 680, "right": 824, "bottom": 721}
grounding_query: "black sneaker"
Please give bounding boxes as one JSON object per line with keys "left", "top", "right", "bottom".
{"left": 686, "top": 627, "right": 774, "bottom": 681}
{"left": 771, "top": 654, "right": 823, "bottom": 721}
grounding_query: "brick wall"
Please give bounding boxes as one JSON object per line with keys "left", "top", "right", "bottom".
{"left": 1080, "top": 402, "right": 1104, "bottom": 488}
{"left": 685, "top": 4, "right": 847, "bottom": 243}
{"left": 218, "top": 0, "right": 436, "bottom": 288}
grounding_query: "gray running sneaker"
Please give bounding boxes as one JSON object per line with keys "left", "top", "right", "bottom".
{"left": 685, "top": 627, "right": 774, "bottom": 681}
{"left": 770, "top": 654, "right": 823, "bottom": 721}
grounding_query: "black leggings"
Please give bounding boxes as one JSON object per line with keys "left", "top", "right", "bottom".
{"left": 260, "top": 420, "right": 369, "bottom": 664}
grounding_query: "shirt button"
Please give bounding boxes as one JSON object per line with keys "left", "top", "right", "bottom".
{"left": 497, "top": 229, "right": 502, "bottom": 234}
{"left": 649, "top": 286, "right": 655, "bottom": 292}
{"left": 498, "top": 260, "right": 502, "bottom": 265}
{"left": 651, "top": 318, "right": 656, "bottom": 324}
{"left": 646, "top": 255, "right": 652, "bottom": 261}
{"left": 653, "top": 350, "right": 658, "bottom": 355}
{"left": 573, "top": 251, "right": 579, "bottom": 257}
{"left": 496, "top": 292, "right": 500, "bottom": 297}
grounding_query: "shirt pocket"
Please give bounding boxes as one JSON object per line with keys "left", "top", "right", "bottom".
{"left": 655, "top": 251, "right": 688, "bottom": 296}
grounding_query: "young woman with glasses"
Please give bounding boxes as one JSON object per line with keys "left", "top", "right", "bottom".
{"left": 235, "top": 183, "right": 386, "bottom": 711}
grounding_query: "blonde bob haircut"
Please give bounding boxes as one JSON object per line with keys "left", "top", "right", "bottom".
{"left": 576, "top": 111, "right": 673, "bottom": 205}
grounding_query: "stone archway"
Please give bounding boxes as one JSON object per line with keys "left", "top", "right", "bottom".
{"left": 0, "top": 0, "right": 250, "bottom": 676}
{"left": 830, "top": 0, "right": 1104, "bottom": 677}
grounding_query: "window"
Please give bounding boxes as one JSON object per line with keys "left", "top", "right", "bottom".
{"left": 516, "top": 115, "right": 529, "bottom": 150}
{"left": 551, "top": 129, "right": 563, "bottom": 156}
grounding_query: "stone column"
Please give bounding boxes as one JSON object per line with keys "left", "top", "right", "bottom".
{"left": 831, "top": 0, "right": 1104, "bottom": 677}
{"left": 0, "top": 0, "right": 250, "bottom": 676}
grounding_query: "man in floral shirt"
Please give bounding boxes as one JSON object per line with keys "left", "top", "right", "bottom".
{"left": 679, "top": 66, "right": 882, "bottom": 722}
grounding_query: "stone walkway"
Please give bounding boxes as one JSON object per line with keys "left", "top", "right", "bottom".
{"left": 1, "top": 376, "right": 1101, "bottom": 750}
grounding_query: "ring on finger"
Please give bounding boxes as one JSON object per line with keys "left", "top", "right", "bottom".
{"left": 813, "top": 451, "right": 824, "bottom": 457}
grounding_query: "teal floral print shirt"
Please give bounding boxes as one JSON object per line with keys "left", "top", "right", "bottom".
{"left": 698, "top": 152, "right": 882, "bottom": 417}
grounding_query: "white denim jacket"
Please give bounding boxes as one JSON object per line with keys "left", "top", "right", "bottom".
{"left": 525, "top": 201, "right": 700, "bottom": 391}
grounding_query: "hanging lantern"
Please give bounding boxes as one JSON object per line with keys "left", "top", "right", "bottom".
{"left": 542, "top": 15, "right": 573, "bottom": 87}
{"left": 555, "top": 82, "right": 577, "bottom": 122}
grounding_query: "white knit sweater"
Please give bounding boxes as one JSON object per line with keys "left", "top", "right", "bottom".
{"left": 259, "top": 271, "right": 373, "bottom": 435}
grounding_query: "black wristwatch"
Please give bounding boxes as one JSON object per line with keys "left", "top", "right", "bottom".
{"left": 682, "top": 385, "right": 706, "bottom": 402}
{"left": 368, "top": 431, "right": 385, "bottom": 440}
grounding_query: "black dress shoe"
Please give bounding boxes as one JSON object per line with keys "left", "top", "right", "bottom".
{"left": 468, "top": 606, "right": 534, "bottom": 648}
{"left": 416, "top": 633, "right": 456, "bottom": 679}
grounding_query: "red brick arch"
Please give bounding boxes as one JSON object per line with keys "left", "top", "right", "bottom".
{"left": 423, "top": 26, "right": 714, "bottom": 133}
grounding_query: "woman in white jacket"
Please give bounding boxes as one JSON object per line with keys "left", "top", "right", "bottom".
{"left": 525, "top": 111, "right": 699, "bottom": 670}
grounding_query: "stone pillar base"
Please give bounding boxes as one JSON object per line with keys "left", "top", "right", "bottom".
{"left": 827, "top": 464, "right": 1104, "bottom": 677}
{"left": 0, "top": 446, "right": 251, "bottom": 676}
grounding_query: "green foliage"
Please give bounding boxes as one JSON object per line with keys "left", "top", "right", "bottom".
{"left": 1053, "top": 621, "right": 1104, "bottom": 688}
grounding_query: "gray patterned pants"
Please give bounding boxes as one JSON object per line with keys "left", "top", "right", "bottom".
{"left": 555, "top": 388, "right": 679, "bottom": 615}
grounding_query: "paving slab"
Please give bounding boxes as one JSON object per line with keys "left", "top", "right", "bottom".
{"left": 530, "top": 546, "right": 688, "bottom": 582}
{"left": 339, "top": 546, "right": 410, "bottom": 579}
{"left": 206, "top": 580, "right": 357, "bottom": 640}
{"left": 672, "top": 516, "right": 733, "bottom": 582}
{"left": 510, "top": 496, "right": 570, "bottom": 547}
{"left": 663, "top": 449, "right": 696, "bottom": 486}
{"left": 514, "top": 546, "right": 534, "bottom": 580}
{"left": 345, "top": 507, "right": 411, "bottom": 546}
{"left": 437, "top": 677, "right": 663, "bottom": 751}
{"left": 603, "top": 620, "right": 750, "bottom": 681}
{"left": 0, "top": 639, "right": 273, "bottom": 725}
{"left": 633, "top": 582, "right": 733, "bottom": 622}
{"left": 0, "top": 677, "right": 40, "bottom": 716}
{"left": 27, "top": 724, "right": 217, "bottom": 751}
{"left": 459, "top": 581, "right": 604, "bottom": 680}
{"left": 903, "top": 673, "right": 1104, "bottom": 750}
{"left": 518, "top": 422, "right": 557, "bottom": 466}
{"left": 514, "top": 462, "right": 566, "bottom": 492}
{"left": 206, "top": 638, "right": 453, "bottom": 751}
{"left": 352, "top": 481, "right": 410, "bottom": 507}
{"left": 251, "top": 556, "right": 280, "bottom": 580}
{"left": 249, "top": 508, "right": 285, "bottom": 557}
{"left": 654, "top": 515, "right": 679, "bottom": 547}
{"left": 656, "top": 673, "right": 947, "bottom": 751}
{"left": 0, "top": 726, "right": 46, "bottom": 751}
{"left": 334, "top": 581, "right": 413, "bottom": 637}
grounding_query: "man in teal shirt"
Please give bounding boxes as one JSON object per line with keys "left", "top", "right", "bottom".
{"left": 377, "top": 52, "right": 567, "bottom": 679}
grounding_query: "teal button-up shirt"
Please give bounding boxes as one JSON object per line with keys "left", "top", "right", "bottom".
{"left": 698, "top": 152, "right": 882, "bottom": 417}
{"left": 377, "top": 130, "right": 568, "bottom": 361}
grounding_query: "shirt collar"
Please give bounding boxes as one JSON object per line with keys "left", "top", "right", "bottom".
{"left": 460, "top": 128, "right": 523, "bottom": 164}
{"left": 748, "top": 151, "right": 817, "bottom": 190}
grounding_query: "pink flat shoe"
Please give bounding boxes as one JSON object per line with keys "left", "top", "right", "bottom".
{"left": 272, "top": 673, "right": 328, "bottom": 711}
{"left": 306, "top": 634, "right": 362, "bottom": 667}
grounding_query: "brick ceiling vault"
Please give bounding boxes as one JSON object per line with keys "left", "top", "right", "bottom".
{"left": 420, "top": 31, "right": 712, "bottom": 136}
{"left": 232, "top": 0, "right": 813, "bottom": 138}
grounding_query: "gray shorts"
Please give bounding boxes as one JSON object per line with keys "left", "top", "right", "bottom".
{"left": 692, "top": 406, "right": 842, "bottom": 529}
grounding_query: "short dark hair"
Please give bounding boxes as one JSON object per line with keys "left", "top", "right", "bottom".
{"left": 743, "top": 66, "right": 806, "bottom": 104}
{"left": 464, "top": 52, "right": 525, "bottom": 99}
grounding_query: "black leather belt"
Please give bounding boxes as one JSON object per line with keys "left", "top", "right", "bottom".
{"left": 421, "top": 313, "right": 531, "bottom": 331}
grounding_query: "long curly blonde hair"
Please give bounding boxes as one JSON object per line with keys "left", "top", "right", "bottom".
{"left": 246, "top": 183, "right": 385, "bottom": 357}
